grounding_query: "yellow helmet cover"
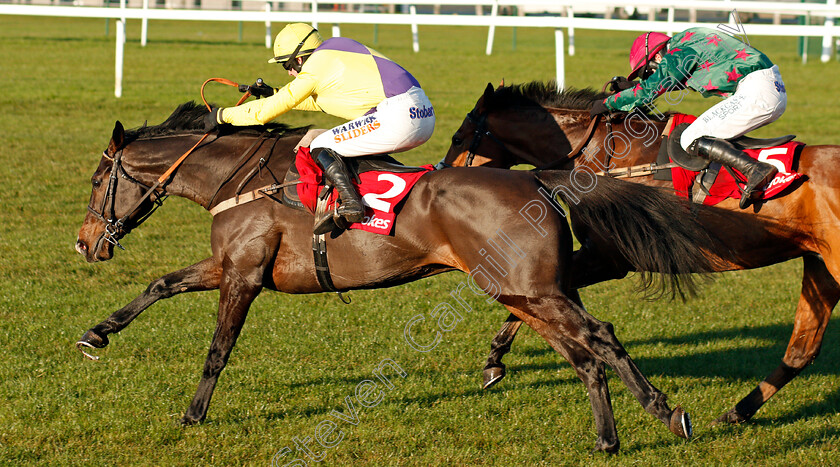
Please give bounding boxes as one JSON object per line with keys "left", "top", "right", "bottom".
{"left": 268, "top": 23, "right": 323, "bottom": 64}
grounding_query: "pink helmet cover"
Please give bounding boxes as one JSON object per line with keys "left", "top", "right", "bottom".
{"left": 628, "top": 32, "right": 671, "bottom": 80}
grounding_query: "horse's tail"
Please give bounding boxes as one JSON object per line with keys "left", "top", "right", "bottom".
{"left": 535, "top": 170, "right": 729, "bottom": 299}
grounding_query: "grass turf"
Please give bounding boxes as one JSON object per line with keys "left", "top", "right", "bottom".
{"left": 2, "top": 15, "right": 840, "bottom": 465}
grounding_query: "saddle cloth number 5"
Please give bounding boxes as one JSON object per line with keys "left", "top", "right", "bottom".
{"left": 757, "top": 147, "right": 789, "bottom": 174}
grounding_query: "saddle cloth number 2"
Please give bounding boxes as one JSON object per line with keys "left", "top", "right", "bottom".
{"left": 362, "top": 173, "right": 408, "bottom": 212}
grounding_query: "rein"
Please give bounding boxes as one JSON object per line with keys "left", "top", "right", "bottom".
{"left": 528, "top": 79, "right": 615, "bottom": 171}
{"left": 534, "top": 114, "right": 601, "bottom": 171}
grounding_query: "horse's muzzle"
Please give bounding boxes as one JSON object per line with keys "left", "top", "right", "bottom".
{"left": 75, "top": 237, "right": 112, "bottom": 263}
{"left": 75, "top": 238, "right": 88, "bottom": 256}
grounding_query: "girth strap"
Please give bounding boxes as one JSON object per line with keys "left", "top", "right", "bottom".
{"left": 311, "top": 188, "right": 351, "bottom": 303}
{"left": 595, "top": 162, "right": 679, "bottom": 178}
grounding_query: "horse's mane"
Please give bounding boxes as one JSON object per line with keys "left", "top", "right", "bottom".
{"left": 492, "top": 80, "right": 671, "bottom": 123}
{"left": 492, "top": 81, "right": 609, "bottom": 111}
{"left": 124, "top": 101, "right": 308, "bottom": 143}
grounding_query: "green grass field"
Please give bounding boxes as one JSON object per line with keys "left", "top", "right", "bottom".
{"left": 3, "top": 15, "right": 840, "bottom": 466}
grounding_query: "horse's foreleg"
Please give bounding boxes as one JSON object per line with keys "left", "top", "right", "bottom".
{"left": 77, "top": 257, "right": 223, "bottom": 357}
{"left": 180, "top": 258, "right": 261, "bottom": 425}
{"left": 716, "top": 254, "right": 840, "bottom": 424}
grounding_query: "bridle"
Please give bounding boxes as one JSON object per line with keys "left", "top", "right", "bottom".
{"left": 462, "top": 109, "right": 525, "bottom": 167}
{"left": 86, "top": 149, "right": 167, "bottom": 252}
{"left": 85, "top": 77, "right": 253, "bottom": 253}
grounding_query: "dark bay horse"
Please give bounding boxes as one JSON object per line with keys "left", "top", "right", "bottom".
{"left": 74, "top": 102, "right": 726, "bottom": 452}
{"left": 444, "top": 81, "right": 840, "bottom": 425}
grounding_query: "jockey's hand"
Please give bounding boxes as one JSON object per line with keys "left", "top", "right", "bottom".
{"left": 239, "top": 79, "right": 275, "bottom": 99}
{"left": 204, "top": 108, "right": 225, "bottom": 133}
{"left": 294, "top": 128, "right": 329, "bottom": 153}
{"left": 609, "top": 76, "right": 637, "bottom": 92}
{"left": 590, "top": 100, "right": 609, "bottom": 117}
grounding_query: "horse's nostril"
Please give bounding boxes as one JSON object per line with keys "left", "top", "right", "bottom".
{"left": 75, "top": 239, "right": 88, "bottom": 255}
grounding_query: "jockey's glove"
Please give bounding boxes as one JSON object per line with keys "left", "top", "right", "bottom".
{"left": 609, "top": 76, "right": 637, "bottom": 92}
{"left": 239, "top": 79, "right": 275, "bottom": 99}
{"left": 204, "top": 108, "right": 225, "bottom": 133}
{"left": 590, "top": 100, "right": 609, "bottom": 117}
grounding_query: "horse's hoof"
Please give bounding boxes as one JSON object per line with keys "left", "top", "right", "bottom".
{"left": 591, "top": 439, "right": 620, "bottom": 454}
{"left": 669, "top": 405, "right": 693, "bottom": 439}
{"left": 179, "top": 415, "right": 202, "bottom": 426}
{"left": 712, "top": 408, "right": 749, "bottom": 425}
{"left": 482, "top": 365, "right": 506, "bottom": 390}
{"left": 76, "top": 329, "right": 110, "bottom": 360}
{"left": 80, "top": 329, "right": 109, "bottom": 348}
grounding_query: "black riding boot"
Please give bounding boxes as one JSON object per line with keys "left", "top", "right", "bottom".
{"left": 312, "top": 148, "right": 364, "bottom": 234}
{"left": 687, "top": 137, "right": 778, "bottom": 209}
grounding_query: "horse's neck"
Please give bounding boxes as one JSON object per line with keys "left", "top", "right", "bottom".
{"left": 572, "top": 117, "right": 667, "bottom": 170}
{"left": 126, "top": 135, "right": 294, "bottom": 209}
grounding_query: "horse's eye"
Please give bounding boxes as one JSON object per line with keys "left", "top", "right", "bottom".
{"left": 92, "top": 179, "right": 102, "bottom": 188}
{"left": 452, "top": 136, "right": 463, "bottom": 146}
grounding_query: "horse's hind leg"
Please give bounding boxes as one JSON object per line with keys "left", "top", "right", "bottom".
{"left": 77, "top": 257, "right": 223, "bottom": 357}
{"left": 552, "top": 336, "right": 620, "bottom": 452}
{"left": 482, "top": 243, "right": 629, "bottom": 389}
{"left": 483, "top": 313, "right": 522, "bottom": 389}
{"left": 503, "top": 295, "right": 691, "bottom": 451}
{"left": 484, "top": 289, "right": 588, "bottom": 389}
{"left": 716, "top": 254, "right": 840, "bottom": 424}
{"left": 505, "top": 301, "right": 619, "bottom": 452}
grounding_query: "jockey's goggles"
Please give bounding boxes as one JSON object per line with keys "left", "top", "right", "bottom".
{"left": 276, "top": 29, "right": 318, "bottom": 71}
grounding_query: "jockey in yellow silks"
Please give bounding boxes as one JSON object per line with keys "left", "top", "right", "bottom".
{"left": 205, "top": 23, "right": 435, "bottom": 233}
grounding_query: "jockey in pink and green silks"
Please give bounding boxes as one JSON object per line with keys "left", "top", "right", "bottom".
{"left": 593, "top": 28, "right": 786, "bottom": 210}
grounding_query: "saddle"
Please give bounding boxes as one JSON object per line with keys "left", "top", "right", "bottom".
{"left": 281, "top": 153, "right": 429, "bottom": 213}
{"left": 282, "top": 147, "right": 434, "bottom": 297}
{"left": 659, "top": 115, "right": 803, "bottom": 205}
{"left": 666, "top": 122, "right": 796, "bottom": 172}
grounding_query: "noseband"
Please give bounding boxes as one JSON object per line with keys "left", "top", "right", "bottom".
{"left": 87, "top": 150, "right": 167, "bottom": 252}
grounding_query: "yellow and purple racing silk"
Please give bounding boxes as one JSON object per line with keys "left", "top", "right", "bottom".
{"left": 221, "top": 37, "right": 421, "bottom": 125}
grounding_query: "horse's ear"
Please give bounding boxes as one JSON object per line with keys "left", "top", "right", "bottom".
{"left": 479, "top": 82, "right": 496, "bottom": 112}
{"left": 109, "top": 121, "right": 125, "bottom": 154}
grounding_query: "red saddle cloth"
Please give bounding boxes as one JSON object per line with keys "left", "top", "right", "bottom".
{"left": 295, "top": 147, "right": 434, "bottom": 235}
{"left": 668, "top": 114, "right": 804, "bottom": 206}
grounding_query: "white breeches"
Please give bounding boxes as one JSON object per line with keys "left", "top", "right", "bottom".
{"left": 680, "top": 65, "right": 787, "bottom": 150}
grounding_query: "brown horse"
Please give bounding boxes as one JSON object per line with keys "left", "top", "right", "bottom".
{"left": 74, "top": 102, "right": 726, "bottom": 452}
{"left": 444, "top": 81, "right": 840, "bottom": 425}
